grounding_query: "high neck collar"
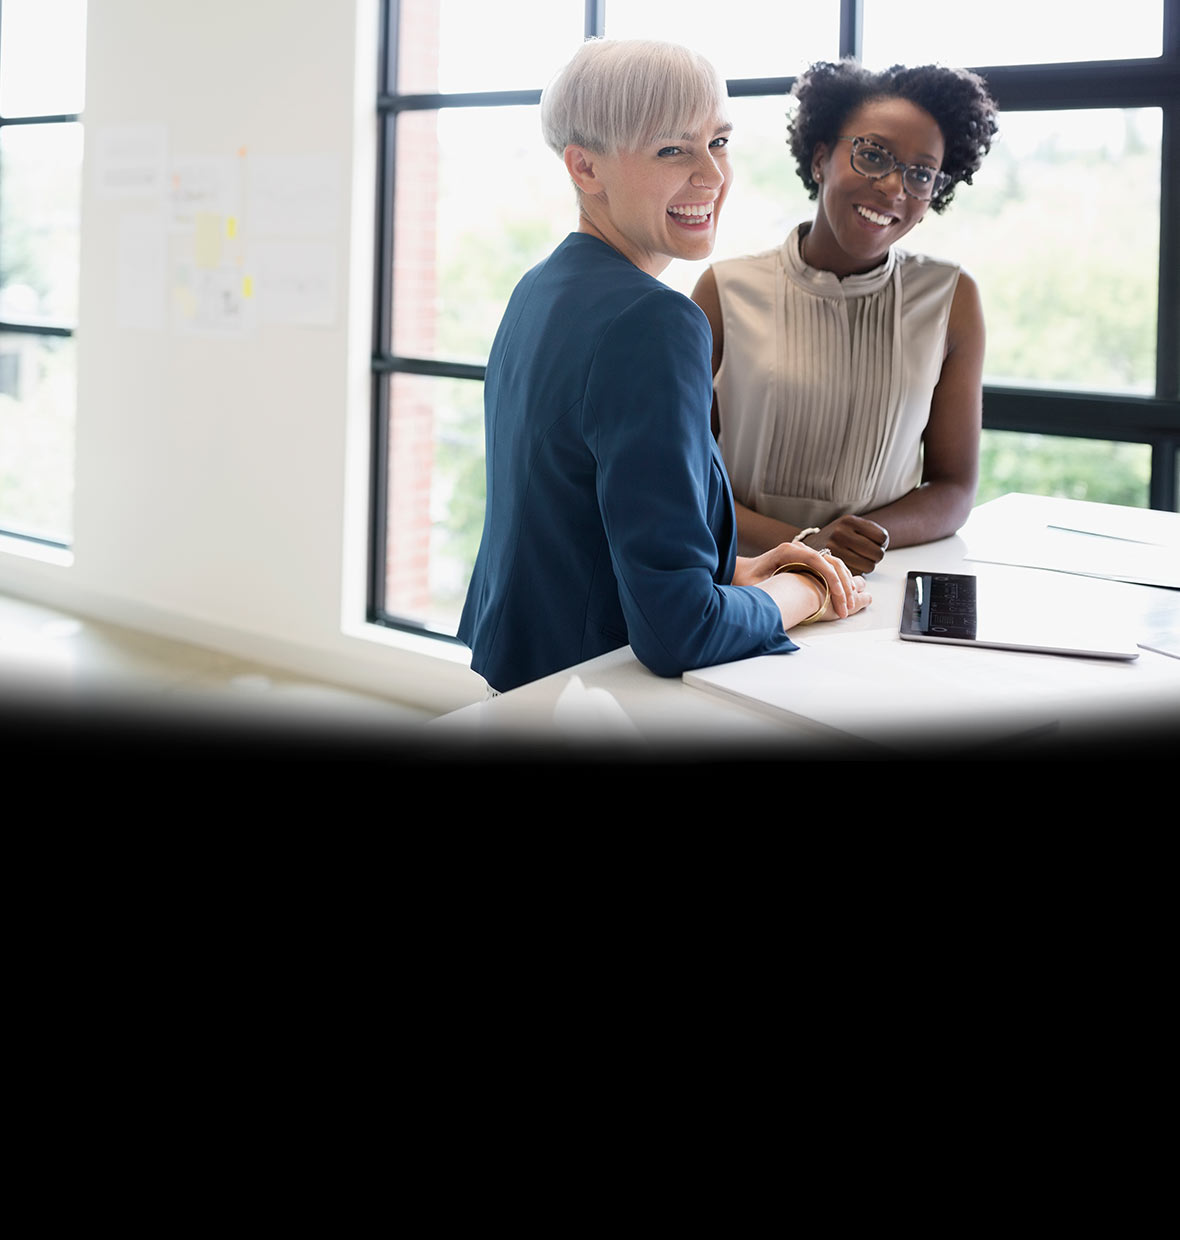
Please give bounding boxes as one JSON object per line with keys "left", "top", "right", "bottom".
{"left": 783, "top": 222, "right": 897, "bottom": 296}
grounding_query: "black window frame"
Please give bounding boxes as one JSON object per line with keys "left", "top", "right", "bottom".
{"left": 370, "top": 0, "right": 1180, "bottom": 637}
{"left": 0, "top": 0, "right": 84, "bottom": 552}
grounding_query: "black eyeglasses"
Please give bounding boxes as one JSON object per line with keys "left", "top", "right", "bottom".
{"left": 838, "top": 136, "right": 951, "bottom": 201}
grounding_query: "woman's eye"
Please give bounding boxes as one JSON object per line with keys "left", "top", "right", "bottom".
{"left": 860, "top": 146, "right": 888, "bottom": 166}
{"left": 911, "top": 166, "right": 935, "bottom": 184}
{"left": 709, "top": 136, "right": 729, "bottom": 150}
{"left": 657, "top": 146, "right": 683, "bottom": 157}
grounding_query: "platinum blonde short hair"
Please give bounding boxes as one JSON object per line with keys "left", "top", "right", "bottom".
{"left": 540, "top": 38, "right": 729, "bottom": 156}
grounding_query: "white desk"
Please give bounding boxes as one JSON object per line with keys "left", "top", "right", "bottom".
{"left": 430, "top": 495, "right": 1180, "bottom": 761}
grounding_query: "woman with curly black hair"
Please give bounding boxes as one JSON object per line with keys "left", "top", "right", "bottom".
{"left": 692, "top": 59, "right": 999, "bottom": 574}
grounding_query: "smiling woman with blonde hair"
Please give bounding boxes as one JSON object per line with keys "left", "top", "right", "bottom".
{"left": 457, "top": 39, "right": 870, "bottom": 696}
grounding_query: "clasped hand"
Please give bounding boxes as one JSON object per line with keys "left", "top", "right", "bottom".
{"left": 802, "top": 515, "right": 889, "bottom": 576}
{"left": 735, "top": 542, "right": 872, "bottom": 622}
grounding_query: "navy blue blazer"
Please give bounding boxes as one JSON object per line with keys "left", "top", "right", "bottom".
{"left": 458, "top": 233, "right": 797, "bottom": 693}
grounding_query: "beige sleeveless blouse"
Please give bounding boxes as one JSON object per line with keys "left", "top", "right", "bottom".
{"left": 711, "top": 223, "right": 961, "bottom": 532}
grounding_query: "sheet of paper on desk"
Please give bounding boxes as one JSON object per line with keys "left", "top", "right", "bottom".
{"left": 683, "top": 631, "right": 1057, "bottom": 750}
{"left": 961, "top": 493, "right": 1180, "bottom": 588}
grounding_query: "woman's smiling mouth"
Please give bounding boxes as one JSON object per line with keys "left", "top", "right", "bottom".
{"left": 668, "top": 203, "right": 714, "bottom": 225}
{"left": 855, "top": 204, "right": 896, "bottom": 227}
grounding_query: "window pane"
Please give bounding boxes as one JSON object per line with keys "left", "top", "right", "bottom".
{"left": 0, "top": 122, "right": 85, "bottom": 324}
{"left": 377, "top": 0, "right": 1177, "bottom": 647}
{"left": 0, "top": 0, "right": 87, "bottom": 116}
{"left": 0, "top": 332, "right": 75, "bottom": 541}
{"left": 862, "top": 0, "right": 1163, "bottom": 67}
{"left": 397, "top": 0, "right": 585, "bottom": 93}
{"left": 391, "top": 106, "right": 570, "bottom": 364}
{"left": 919, "top": 108, "right": 1160, "bottom": 396}
{"left": 978, "top": 431, "right": 1151, "bottom": 509}
{"left": 383, "top": 372, "right": 483, "bottom": 634}
{"left": 604, "top": 0, "right": 840, "bottom": 80}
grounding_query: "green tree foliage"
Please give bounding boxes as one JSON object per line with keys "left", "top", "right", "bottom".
{"left": 978, "top": 432, "right": 1150, "bottom": 508}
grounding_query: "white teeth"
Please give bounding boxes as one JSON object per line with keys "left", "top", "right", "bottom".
{"left": 669, "top": 204, "right": 712, "bottom": 219}
{"left": 856, "top": 205, "right": 894, "bottom": 227}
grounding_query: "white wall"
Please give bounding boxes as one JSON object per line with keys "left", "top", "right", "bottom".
{"left": 0, "top": 0, "right": 485, "bottom": 717}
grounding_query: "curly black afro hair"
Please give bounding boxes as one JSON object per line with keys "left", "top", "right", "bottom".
{"left": 787, "top": 59, "right": 999, "bottom": 214}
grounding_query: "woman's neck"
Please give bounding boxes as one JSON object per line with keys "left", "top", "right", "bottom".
{"left": 799, "top": 217, "right": 889, "bottom": 279}
{"left": 576, "top": 212, "right": 669, "bottom": 279}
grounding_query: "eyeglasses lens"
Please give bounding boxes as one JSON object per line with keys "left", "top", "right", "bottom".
{"left": 849, "top": 143, "right": 944, "bottom": 200}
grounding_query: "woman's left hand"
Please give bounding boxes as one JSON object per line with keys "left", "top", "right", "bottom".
{"left": 735, "top": 543, "right": 858, "bottom": 618}
{"left": 809, "top": 514, "right": 889, "bottom": 575}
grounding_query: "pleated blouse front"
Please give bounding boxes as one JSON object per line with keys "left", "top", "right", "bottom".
{"left": 711, "top": 222, "right": 961, "bottom": 533}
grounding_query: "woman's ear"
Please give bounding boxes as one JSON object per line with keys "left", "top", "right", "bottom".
{"left": 564, "top": 145, "right": 602, "bottom": 195}
{"left": 811, "top": 143, "right": 830, "bottom": 182}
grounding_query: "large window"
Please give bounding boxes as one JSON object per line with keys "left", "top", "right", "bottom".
{"left": 0, "top": 0, "right": 87, "bottom": 547}
{"left": 372, "top": 0, "right": 1180, "bottom": 640}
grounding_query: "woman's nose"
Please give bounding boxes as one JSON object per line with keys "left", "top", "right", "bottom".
{"left": 691, "top": 157, "right": 724, "bottom": 189}
{"left": 875, "top": 168, "right": 907, "bottom": 198}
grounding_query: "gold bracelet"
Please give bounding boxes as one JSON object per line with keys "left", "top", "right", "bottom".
{"left": 771, "top": 561, "right": 830, "bottom": 624}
